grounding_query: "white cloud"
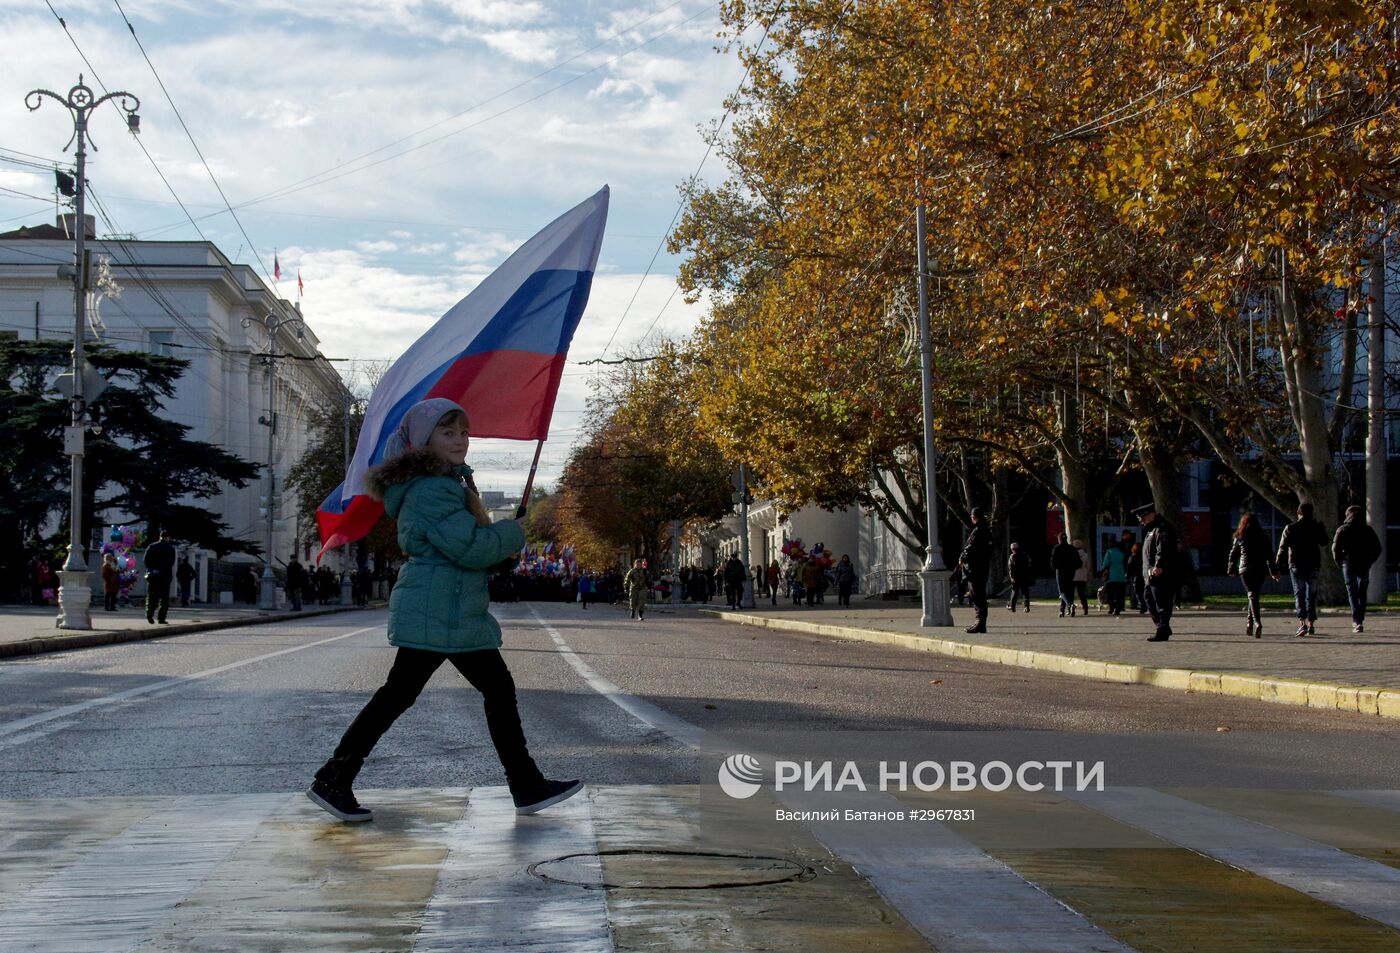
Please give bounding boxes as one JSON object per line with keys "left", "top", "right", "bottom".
{"left": 479, "top": 29, "right": 559, "bottom": 63}
{"left": 354, "top": 239, "right": 400, "bottom": 253}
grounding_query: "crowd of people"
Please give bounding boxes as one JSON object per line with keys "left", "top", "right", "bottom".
{"left": 953, "top": 500, "right": 1385, "bottom": 642}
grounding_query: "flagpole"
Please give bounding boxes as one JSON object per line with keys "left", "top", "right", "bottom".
{"left": 516, "top": 439, "right": 544, "bottom": 518}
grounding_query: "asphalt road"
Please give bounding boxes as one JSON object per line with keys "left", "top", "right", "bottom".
{"left": 0, "top": 601, "right": 1395, "bottom": 800}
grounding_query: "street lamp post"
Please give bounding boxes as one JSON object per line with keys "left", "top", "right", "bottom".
{"left": 25, "top": 76, "right": 140, "bottom": 631}
{"left": 242, "top": 312, "right": 304, "bottom": 610}
{"left": 916, "top": 204, "right": 953, "bottom": 627}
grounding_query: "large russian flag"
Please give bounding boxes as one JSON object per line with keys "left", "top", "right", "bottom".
{"left": 316, "top": 186, "right": 609, "bottom": 557}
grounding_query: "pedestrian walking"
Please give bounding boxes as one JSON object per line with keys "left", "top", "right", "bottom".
{"left": 723, "top": 554, "right": 747, "bottom": 609}
{"left": 1050, "top": 533, "right": 1080, "bottom": 617}
{"left": 1276, "top": 501, "right": 1328, "bottom": 637}
{"left": 624, "top": 558, "right": 650, "bottom": 620}
{"left": 1332, "top": 504, "right": 1381, "bottom": 633}
{"left": 1099, "top": 541, "right": 1126, "bottom": 615}
{"left": 286, "top": 555, "right": 306, "bottom": 611}
{"left": 1126, "top": 543, "right": 1146, "bottom": 613}
{"left": 800, "top": 559, "right": 824, "bottom": 608}
{"left": 1135, "top": 502, "right": 1179, "bottom": 641}
{"left": 1073, "top": 538, "right": 1091, "bottom": 615}
{"left": 176, "top": 556, "right": 196, "bottom": 607}
{"left": 578, "top": 573, "right": 593, "bottom": 609}
{"left": 767, "top": 559, "right": 780, "bottom": 606}
{"left": 143, "top": 531, "right": 177, "bottom": 625}
{"left": 1227, "top": 513, "right": 1277, "bottom": 638}
{"left": 101, "top": 553, "right": 120, "bottom": 612}
{"left": 834, "top": 554, "right": 857, "bottom": 607}
{"left": 1007, "top": 542, "right": 1032, "bottom": 611}
{"left": 307, "top": 398, "right": 578, "bottom": 823}
{"left": 958, "top": 508, "right": 992, "bottom": 633}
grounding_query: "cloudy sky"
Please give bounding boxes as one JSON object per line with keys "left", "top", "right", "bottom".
{"left": 0, "top": 0, "right": 747, "bottom": 492}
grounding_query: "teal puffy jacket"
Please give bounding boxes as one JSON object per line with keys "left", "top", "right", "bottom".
{"left": 369, "top": 450, "right": 525, "bottom": 653}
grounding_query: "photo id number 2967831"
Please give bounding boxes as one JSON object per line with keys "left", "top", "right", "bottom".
{"left": 909, "top": 808, "right": 975, "bottom": 822}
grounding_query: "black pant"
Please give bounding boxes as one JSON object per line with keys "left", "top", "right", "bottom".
{"left": 1241, "top": 572, "right": 1265, "bottom": 626}
{"left": 1009, "top": 580, "right": 1031, "bottom": 609}
{"left": 318, "top": 646, "right": 543, "bottom": 793}
{"left": 1074, "top": 580, "right": 1089, "bottom": 613}
{"left": 838, "top": 581, "right": 853, "bottom": 607}
{"left": 146, "top": 577, "right": 171, "bottom": 622}
{"left": 104, "top": 591, "right": 117, "bottom": 611}
{"left": 968, "top": 571, "right": 988, "bottom": 628}
{"left": 1145, "top": 579, "right": 1175, "bottom": 636}
{"left": 1105, "top": 581, "right": 1125, "bottom": 614}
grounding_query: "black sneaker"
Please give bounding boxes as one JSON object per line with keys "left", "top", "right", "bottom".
{"left": 306, "top": 779, "right": 373, "bottom": 822}
{"left": 513, "top": 778, "right": 583, "bottom": 815}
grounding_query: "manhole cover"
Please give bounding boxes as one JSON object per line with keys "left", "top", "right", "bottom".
{"left": 528, "top": 849, "right": 815, "bottom": 890}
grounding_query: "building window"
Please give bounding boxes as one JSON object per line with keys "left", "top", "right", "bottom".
{"left": 148, "top": 330, "right": 175, "bottom": 356}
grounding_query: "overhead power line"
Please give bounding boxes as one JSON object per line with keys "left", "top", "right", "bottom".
{"left": 111, "top": 0, "right": 273, "bottom": 286}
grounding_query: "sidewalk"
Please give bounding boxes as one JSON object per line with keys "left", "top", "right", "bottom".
{"left": 698, "top": 599, "right": 1400, "bottom": 719}
{"left": 0, "top": 601, "right": 379, "bottom": 659}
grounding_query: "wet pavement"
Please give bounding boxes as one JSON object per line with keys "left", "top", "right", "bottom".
{"left": 1, "top": 603, "right": 1398, "bottom": 950}
{"left": 2, "top": 783, "right": 1399, "bottom": 951}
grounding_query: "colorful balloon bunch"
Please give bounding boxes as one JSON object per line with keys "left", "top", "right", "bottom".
{"left": 102, "top": 525, "right": 145, "bottom": 601}
{"left": 781, "top": 537, "right": 833, "bottom": 567}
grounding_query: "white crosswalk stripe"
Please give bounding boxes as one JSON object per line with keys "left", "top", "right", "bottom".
{"left": 0, "top": 794, "right": 281, "bottom": 953}
{"left": 1066, "top": 787, "right": 1400, "bottom": 930}
{"left": 413, "top": 786, "right": 613, "bottom": 952}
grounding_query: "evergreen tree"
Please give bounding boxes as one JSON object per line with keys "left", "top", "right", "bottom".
{"left": 0, "top": 339, "right": 261, "bottom": 600}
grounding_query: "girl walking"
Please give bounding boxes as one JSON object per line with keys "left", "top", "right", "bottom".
{"left": 307, "top": 398, "right": 580, "bottom": 822}
{"left": 1227, "top": 512, "right": 1277, "bottom": 638}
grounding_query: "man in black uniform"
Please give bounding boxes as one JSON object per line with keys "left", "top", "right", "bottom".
{"left": 143, "top": 531, "right": 178, "bottom": 625}
{"left": 958, "top": 507, "right": 993, "bottom": 634}
{"left": 1135, "top": 502, "right": 1178, "bottom": 641}
{"left": 286, "top": 555, "right": 307, "bottom": 611}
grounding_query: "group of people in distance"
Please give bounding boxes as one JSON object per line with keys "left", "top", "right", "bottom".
{"left": 960, "top": 499, "right": 1381, "bottom": 643}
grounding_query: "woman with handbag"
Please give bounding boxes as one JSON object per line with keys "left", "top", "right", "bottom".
{"left": 307, "top": 398, "right": 580, "bottom": 823}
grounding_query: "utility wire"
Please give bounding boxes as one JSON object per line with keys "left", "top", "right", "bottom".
{"left": 136, "top": 1, "right": 722, "bottom": 239}
{"left": 41, "top": 0, "right": 211, "bottom": 244}
{"left": 596, "top": 19, "right": 771, "bottom": 361}
{"left": 111, "top": 0, "right": 272, "bottom": 284}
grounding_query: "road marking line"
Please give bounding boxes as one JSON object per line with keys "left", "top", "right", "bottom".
{"left": 1067, "top": 787, "right": 1400, "bottom": 930}
{"left": 0, "top": 624, "right": 384, "bottom": 747}
{"left": 413, "top": 786, "right": 613, "bottom": 952}
{"left": 524, "top": 605, "right": 1137, "bottom": 953}
{"left": 0, "top": 793, "right": 282, "bottom": 953}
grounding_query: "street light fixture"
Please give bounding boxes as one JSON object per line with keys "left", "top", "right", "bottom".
{"left": 242, "top": 311, "right": 304, "bottom": 610}
{"left": 26, "top": 75, "right": 140, "bottom": 630}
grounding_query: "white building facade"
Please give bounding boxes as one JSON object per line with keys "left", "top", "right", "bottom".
{"left": 0, "top": 217, "right": 349, "bottom": 598}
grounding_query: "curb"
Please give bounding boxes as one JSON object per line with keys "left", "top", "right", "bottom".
{"left": 0, "top": 603, "right": 382, "bottom": 660}
{"left": 698, "top": 609, "right": 1400, "bottom": 720}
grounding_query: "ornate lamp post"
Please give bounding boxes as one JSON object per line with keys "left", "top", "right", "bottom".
{"left": 26, "top": 76, "right": 140, "bottom": 630}
{"left": 241, "top": 312, "right": 304, "bottom": 610}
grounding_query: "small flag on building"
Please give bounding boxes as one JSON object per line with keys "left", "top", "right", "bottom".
{"left": 297, "top": 270, "right": 304, "bottom": 298}
{"left": 273, "top": 252, "right": 281, "bottom": 282}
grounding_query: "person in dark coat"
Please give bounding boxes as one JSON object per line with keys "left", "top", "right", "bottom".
{"left": 1007, "top": 542, "right": 1032, "bottom": 612}
{"left": 101, "top": 553, "right": 121, "bottom": 612}
{"left": 723, "top": 554, "right": 747, "bottom": 610}
{"left": 1333, "top": 504, "right": 1382, "bottom": 633}
{"left": 1276, "top": 501, "right": 1328, "bottom": 637}
{"left": 958, "top": 507, "right": 993, "bottom": 633}
{"left": 1227, "top": 513, "right": 1277, "bottom": 638}
{"left": 143, "top": 531, "right": 177, "bottom": 624}
{"left": 834, "top": 554, "right": 857, "bottom": 607}
{"left": 1136, "top": 502, "right": 1178, "bottom": 641}
{"left": 1126, "top": 543, "right": 1146, "bottom": 613}
{"left": 176, "top": 557, "right": 197, "bottom": 606}
{"left": 1050, "top": 532, "right": 1080, "bottom": 617}
{"left": 286, "top": 555, "right": 306, "bottom": 611}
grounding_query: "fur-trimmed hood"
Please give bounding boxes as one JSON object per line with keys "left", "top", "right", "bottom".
{"left": 364, "top": 448, "right": 474, "bottom": 504}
